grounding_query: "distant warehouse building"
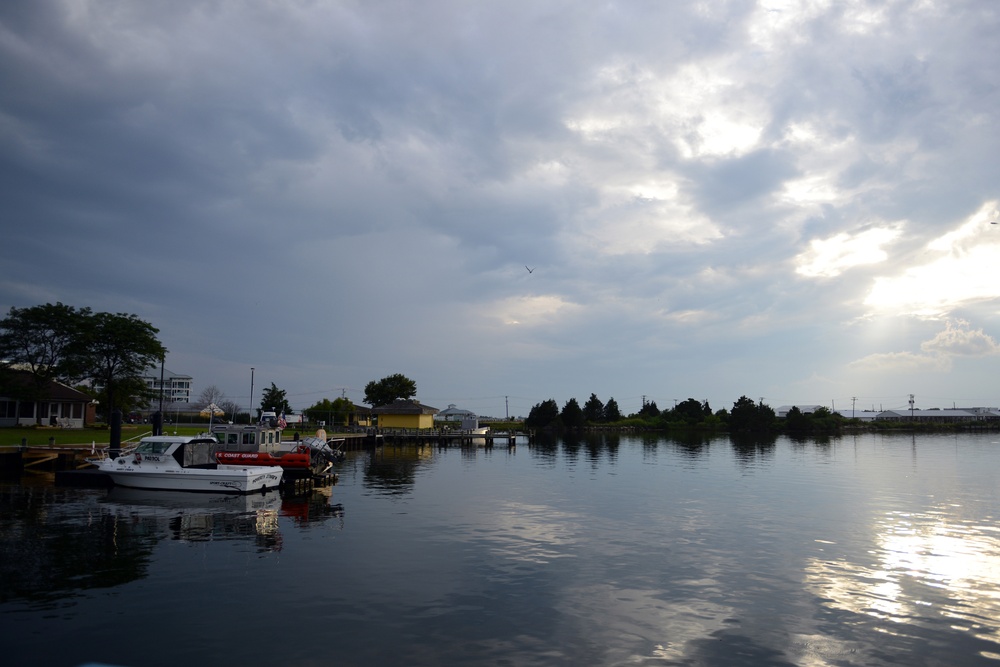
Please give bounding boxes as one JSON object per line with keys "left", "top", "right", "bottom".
{"left": 778, "top": 405, "right": 1000, "bottom": 423}
{"left": 875, "top": 408, "right": 1000, "bottom": 423}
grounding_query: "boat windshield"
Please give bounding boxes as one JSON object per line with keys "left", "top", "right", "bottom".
{"left": 135, "top": 441, "right": 173, "bottom": 455}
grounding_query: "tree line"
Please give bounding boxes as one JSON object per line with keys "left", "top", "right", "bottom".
{"left": 525, "top": 394, "right": 844, "bottom": 435}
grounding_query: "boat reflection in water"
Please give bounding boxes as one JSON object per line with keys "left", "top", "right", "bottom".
{"left": 101, "top": 487, "right": 284, "bottom": 551}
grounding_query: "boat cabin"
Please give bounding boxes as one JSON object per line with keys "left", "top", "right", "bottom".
{"left": 132, "top": 436, "right": 219, "bottom": 468}
{"left": 211, "top": 422, "right": 284, "bottom": 454}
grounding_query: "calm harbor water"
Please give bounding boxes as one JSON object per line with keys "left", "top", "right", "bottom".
{"left": 3, "top": 431, "right": 1000, "bottom": 666}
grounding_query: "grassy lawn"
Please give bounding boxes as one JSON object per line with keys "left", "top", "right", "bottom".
{"left": 0, "top": 425, "right": 206, "bottom": 448}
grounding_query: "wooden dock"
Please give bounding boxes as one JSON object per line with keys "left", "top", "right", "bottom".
{"left": 377, "top": 430, "right": 528, "bottom": 447}
{"left": 0, "top": 444, "right": 98, "bottom": 472}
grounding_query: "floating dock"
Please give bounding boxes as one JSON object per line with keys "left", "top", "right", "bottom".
{"left": 377, "top": 430, "right": 528, "bottom": 447}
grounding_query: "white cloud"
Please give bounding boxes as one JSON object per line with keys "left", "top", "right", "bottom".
{"left": 484, "top": 294, "right": 582, "bottom": 328}
{"left": 921, "top": 320, "right": 1000, "bottom": 357}
{"left": 574, "top": 182, "right": 723, "bottom": 255}
{"left": 847, "top": 320, "right": 998, "bottom": 377}
{"left": 847, "top": 350, "right": 951, "bottom": 373}
{"left": 796, "top": 226, "right": 901, "bottom": 278}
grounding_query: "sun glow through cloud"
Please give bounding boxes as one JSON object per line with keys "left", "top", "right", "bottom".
{"left": 796, "top": 227, "right": 901, "bottom": 278}
{"left": 865, "top": 246, "right": 1000, "bottom": 317}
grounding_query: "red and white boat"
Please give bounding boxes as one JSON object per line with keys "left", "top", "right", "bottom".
{"left": 211, "top": 421, "right": 345, "bottom": 476}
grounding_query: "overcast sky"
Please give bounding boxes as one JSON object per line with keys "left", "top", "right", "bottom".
{"left": 2, "top": 0, "right": 999, "bottom": 419}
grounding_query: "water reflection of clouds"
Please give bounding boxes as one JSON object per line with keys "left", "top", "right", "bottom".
{"left": 480, "top": 501, "right": 583, "bottom": 564}
{"left": 552, "top": 582, "right": 735, "bottom": 664}
{"left": 476, "top": 499, "right": 744, "bottom": 664}
{"left": 805, "top": 506, "right": 1000, "bottom": 660}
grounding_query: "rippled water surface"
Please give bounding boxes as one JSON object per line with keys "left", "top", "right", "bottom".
{"left": 4, "top": 432, "right": 1000, "bottom": 666}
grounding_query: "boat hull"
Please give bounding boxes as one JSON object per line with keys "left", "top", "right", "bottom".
{"left": 215, "top": 451, "right": 311, "bottom": 469}
{"left": 99, "top": 461, "right": 281, "bottom": 494}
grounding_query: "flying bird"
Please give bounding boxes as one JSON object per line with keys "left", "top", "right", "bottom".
{"left": 525, "top": 266, "right": 535, "bottom": 273}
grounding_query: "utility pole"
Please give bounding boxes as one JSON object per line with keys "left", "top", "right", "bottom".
{"left": 505, "top": 395, "right": 509, "bottom": 420}
{"left": 852, "top": 396, "right": 857, "bottom": 419}
{"left": 909, "top": 394, "right": 915, "bottom": 421}
{"left": 249, "top": 367, "right": 255, "bottom": 425}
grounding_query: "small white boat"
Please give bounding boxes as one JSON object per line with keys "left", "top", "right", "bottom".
{"left": 95, "top": 435, "right": 282, "bottom": 494}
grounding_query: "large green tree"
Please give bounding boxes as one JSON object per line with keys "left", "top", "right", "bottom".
{"left": 304, "top": 396, "right": 354, "bottom": 426}
{"left": 364, "top": 373, "right": 417, "bottom": 407}
{"left": 729, "top": 395, "right": 776, "bottom": 433}
{"left": 76, "top": 312, "right": 167, "bottom": 416}
{"left": 674, "top": 398, "right": 707, "bottom": 425}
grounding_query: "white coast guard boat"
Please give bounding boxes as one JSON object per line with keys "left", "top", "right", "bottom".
{"left": 95, "top": 435, "right": 282, "bottom": 494}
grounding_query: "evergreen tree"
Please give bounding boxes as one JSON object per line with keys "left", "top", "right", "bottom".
{"left": 525, "top": 399, "right": 560, "bottom": 429}
{"left": 583, "top": 393, "right": 605, "bottom": 422}
{"left": 603, "top": 397, "right": 622, "bottom": 422}
{"left": 259, "top": 383, "right": 292, "bottom": 417}
{"left": 561, "top": 397, "right": 585, "bottom": 429}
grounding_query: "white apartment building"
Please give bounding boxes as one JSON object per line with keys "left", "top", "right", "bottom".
{"left": 143, "top": 368, "right": 193, "bottom": 403}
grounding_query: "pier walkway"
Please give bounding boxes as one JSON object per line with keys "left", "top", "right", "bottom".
{"left": 377, "top": 429, "right": 530, "bottom": 447}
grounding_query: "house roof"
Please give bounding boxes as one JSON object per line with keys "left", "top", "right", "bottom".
{"left": 436, "top": 403, "right": 477, "bottom": 419}
{"left": 371, "top": 399, "right": 439, "bottom": 415}
{"left": 143, "top": 366, "right": 192, "bottom": 380}
{"left": 878, "top": 409, "right": 981, "bottom": 419}
{"left": 0, "top": 369, "right": 92, "bottom": 402}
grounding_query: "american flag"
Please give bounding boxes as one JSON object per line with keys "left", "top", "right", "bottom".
{"left": 278, "top": 413, "right": 287, "bottom": 428}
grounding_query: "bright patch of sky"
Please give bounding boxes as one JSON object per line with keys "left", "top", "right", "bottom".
{"left": 796, "top": 227, "right": 901, "bottom": 278}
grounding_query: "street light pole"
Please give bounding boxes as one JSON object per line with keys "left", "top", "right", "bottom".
{"left": 249, "top": 367, "right": 255, "bottom": 425}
